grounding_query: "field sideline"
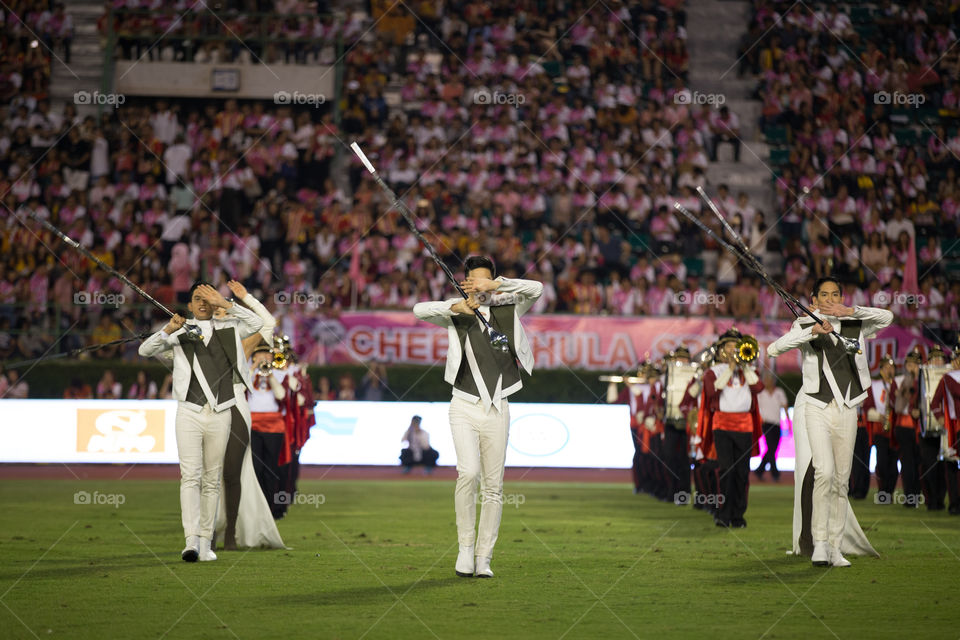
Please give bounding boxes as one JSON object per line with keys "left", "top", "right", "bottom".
{"left": 1, "top": 476, "right": 956, "bottom": 639}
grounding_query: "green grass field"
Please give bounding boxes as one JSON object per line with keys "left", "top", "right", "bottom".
{"left": 1, "top": 476, "right": 957, "bottom": 639}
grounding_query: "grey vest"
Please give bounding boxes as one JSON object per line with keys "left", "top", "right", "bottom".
{"left": 452, "top": 305, "right": 521, "bottom": 399}
{"left": 805, "top": 319, "right": 864, "bottom": 405}
{"left": 179, "top": 327, "right": 239, "bottom": 408}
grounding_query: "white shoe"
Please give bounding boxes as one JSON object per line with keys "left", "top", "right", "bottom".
{"left": 475, "top": 556, "right": 494, "bottom": 578}
{"left": 455, "top": 546, "right": 475, "bottom": 577}
{"left": 182, "top": 535, "right": 199, "bottom": 562}
{"left": 830, "top": 551, "right": 851, "bottom": 568}
{"left": 811, "top": 541, "right": 829, "bottom": 567}
{"left": 198, "top": 537, "right": 218, "bottom": 562}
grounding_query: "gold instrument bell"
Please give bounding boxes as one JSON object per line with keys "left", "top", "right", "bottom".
{"left": 272, "top": 334, "right": 291, "bottom": 369}
{"left": 736, "top": 335, "right": 759, "bottom": 365}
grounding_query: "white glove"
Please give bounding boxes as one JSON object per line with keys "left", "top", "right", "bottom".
{"left": 743, "top": 366, "right": 759, "bottom": 385}
{"left": 644, "top": 416, "right": 656, "bottom": 431}
{"left": 687, "top": 382, "right": 701, "bottom": 397}
{"left": 866, "top": 408, "right": 881, "bottom": 422}
{"left": 714, "top": 364, "right": 733, "bottom": 388}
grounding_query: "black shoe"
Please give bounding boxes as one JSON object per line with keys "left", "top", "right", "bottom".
{"left": 182, "top": 548, "right": 199, "bottom": 562}
{"left": 455, "top": 571, "right": 475, "bottom": 578}
{"left": 948, "top": 505, "right": 960, "bottom": 515}
{"left": 714, "top": 516, "right": 730, "bottom": 528}
{"left": 732, "top": 518, "right": 747, "bottom": 528}
{"left": 771, "top": 471, "right": 780, "bottom": 482}
{"left": 754, "top": 468, "right": 764, "bottom": 480}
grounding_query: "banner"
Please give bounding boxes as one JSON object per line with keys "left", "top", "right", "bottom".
{"left": 282, "top": 312, "right": 937, "bottom": 373}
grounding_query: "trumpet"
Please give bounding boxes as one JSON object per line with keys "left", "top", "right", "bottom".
{"left": 257, "top": 360, "right": 273, "bottom": 376}
{"left": 735, "top": 335, "right": 759, "bottom": 365}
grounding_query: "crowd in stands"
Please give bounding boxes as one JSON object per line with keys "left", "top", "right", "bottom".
{"left": 1, "top": 0, "right": 959, "bottom": 375}
{"left": 0, "top": 1, "right": 70, "bottom": 102}
{"left": 742, "top": 0, "right": 960, "bottom": 342}
{"left": 102, "top": 0, "right": 366, "bottom": 65}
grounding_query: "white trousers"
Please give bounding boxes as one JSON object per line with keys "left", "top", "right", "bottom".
{"left": 449, "top": 395, "right": 510, "bottom": 559}
{"left": 805, "top": 399, "right": 857, "bottom": 549}
{"left": 176, "top": 403, "right": 231, "bottom": 540}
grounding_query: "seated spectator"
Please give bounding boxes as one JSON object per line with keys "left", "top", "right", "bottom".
{"left": 400, "top": 415, "right": 439, "bottom": 474}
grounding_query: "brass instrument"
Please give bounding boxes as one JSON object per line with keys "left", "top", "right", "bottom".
{"left": 599, "top": 375, "right": 646, "bottom": 384}
{"left": 692, "top": 344, "right": 718, "bottom": 370}
{"left": 735, "top": 335, "right": 759, "bottom": 365}
{"left": 257, "top": 361, "right": 273, "bottom": 377}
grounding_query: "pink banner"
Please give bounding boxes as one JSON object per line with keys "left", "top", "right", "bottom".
{"left": 284, "top": 312, "right": 939, "bottom": 373}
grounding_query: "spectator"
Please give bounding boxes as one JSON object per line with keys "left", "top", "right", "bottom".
{"left": 399, "top": 415, "right": 439, "bottom": 474}
{"left": 96, "top": 370, "right": 122, "bottom": 399}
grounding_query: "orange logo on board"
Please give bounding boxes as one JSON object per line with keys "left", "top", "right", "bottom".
{"left": 76, "top": 409, "right": 165, "bottom": 453}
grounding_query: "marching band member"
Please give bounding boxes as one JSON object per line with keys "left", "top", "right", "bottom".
{"left": 862, "top": 356, "right": 899, "bottom": 502}
{"left": 637, "top": 362, "right": 666, "bottom": 500}
{"left": 138, "top": 282, "right": 263, "bottom": 562}
{"left": 767, "top": 276, "right": 892, "bottom": 567}
{"left": 662, "top": 346, "right": 695, "bottom": 503}
{"left": 607, "top": 365, "right": 649, "bottom": 495}
{"left": 893, "top": 349, "right": 923, "bottom": 508}
{"left": 931, "top": 344, "right": 960, "bottom": 515}
{"left": 919, "top": 346, "right": 948, "bottom": 511}
{"left": 276, "top": 347, "right": 314, "bottom": 519}
{"left": 215, "top": 280, "right": 285, "bottom": 549}
{"left": 700, "top": 328, "right": 763, "bottom": 528}
{"left": 413, "top": 256, "right": 542, "bottom": 579}
{"left": 249, "top": 342, "right": 291, "bottom": 519}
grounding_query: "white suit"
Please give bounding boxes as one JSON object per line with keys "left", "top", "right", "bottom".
{"left": 139, "top": 304, "right": 262, "bottom": 540}
{"left": 768, "top": 305, "right": 892, "bottom": 557}
{"left": 413, "top": 277, "right": 542, "bottom": 561}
